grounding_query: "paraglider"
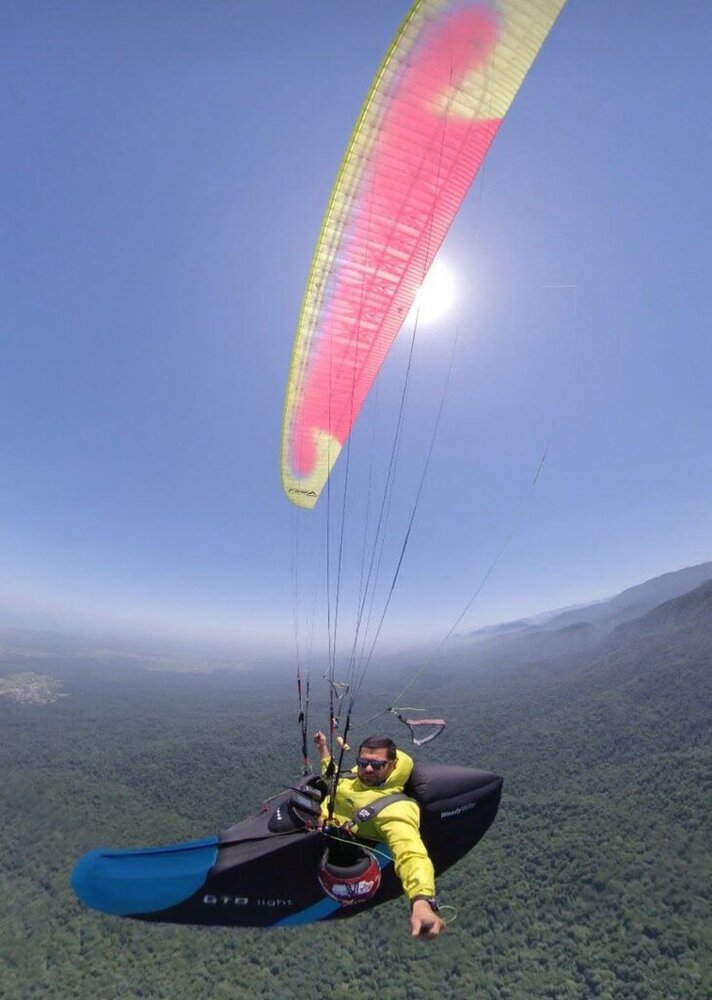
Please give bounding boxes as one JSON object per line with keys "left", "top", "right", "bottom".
{"left": 72, "top": 0, "right": 567, "bottom": 930}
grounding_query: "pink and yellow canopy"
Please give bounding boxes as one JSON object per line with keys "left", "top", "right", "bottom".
{"left": 282, "top": 0, "right": 567, "bottom": 508}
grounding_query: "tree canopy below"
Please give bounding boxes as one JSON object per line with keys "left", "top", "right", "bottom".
{"left": 1, "top": 582, "right": 710, "bottom": 999}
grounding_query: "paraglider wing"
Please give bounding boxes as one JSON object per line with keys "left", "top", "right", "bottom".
{"left": 281, "top": 0, "right": 567, "bottom": 508}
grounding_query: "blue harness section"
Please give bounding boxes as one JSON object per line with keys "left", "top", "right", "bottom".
{"left": 273, "top": 842, "right": 393, "bottom": 927}
{"left": 71, "top": 837, "right": 219, "bottom": 916}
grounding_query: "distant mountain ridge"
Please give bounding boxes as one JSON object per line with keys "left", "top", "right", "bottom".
{"left": 456, "top": 561, "right": 712, "bottom": 667}
{"left": 605, "top": 576, "right": 712, "bottom": 651}
{"left": 550, "top": 575, "right": 712, "bottom": 755}
{"left": 429, "top": 571, "right": 712, "bottom": 779}
{"left": 543, "top": 562, "right": 712, "bottom": 633}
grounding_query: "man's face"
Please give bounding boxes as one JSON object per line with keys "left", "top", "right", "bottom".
{"left": 357, "top": 747, "right": 395, "bottom": 787}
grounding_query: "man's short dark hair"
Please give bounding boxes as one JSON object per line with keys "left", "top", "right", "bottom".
{"left": 358, "top": 736, "right": 397, "bottom": 760}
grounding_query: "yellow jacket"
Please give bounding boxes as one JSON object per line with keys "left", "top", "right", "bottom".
{"left": 321, "top": 750, "right": 435, "bottom": 901}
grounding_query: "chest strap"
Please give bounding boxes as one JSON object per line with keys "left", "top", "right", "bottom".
{"left": 350, "top": 793, "right": 413, "bottom": 827}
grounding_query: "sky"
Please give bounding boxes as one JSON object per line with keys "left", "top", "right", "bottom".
{"left": 2, "top": 1, "right": 711, "bottom": 662}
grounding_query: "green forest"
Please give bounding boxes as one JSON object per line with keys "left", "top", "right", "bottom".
{"left": 1, "top": 583, "right": 710, "bottom": 999}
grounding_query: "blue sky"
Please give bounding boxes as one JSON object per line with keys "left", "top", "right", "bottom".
{"left": 2, "top": 1, "right": 710, "bottom": 659}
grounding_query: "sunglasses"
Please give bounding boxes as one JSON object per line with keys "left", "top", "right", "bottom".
{"left": 356, "top": 757, "right": 391, "bottom": 771}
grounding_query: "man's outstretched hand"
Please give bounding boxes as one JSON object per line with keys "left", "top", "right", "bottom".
{"left": 410, "top": 900, "right": 445, "bottom": 939}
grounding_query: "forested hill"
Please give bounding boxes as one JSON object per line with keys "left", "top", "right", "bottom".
{"left": 607, "top": 576, "right": 712, "bottom": 646}
{"left": 437, "top": 577, "right": 712, "bottom": 768}
{"left": 1, "top": 577, "right": 710, "bottom": 998}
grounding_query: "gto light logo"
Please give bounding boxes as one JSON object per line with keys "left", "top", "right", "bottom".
{"left": 203, "top": 895, "right": 294, "bottom": 908}
{"left": 203, "top": 895, "right": 249, "bottom": 907}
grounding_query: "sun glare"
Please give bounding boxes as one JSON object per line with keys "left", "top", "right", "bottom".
{"left": 407, "top": 259, "right": 456, "bottom": 327}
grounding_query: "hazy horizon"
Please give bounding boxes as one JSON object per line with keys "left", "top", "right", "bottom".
{"left": 2, "top": 559, "right": 710, "bottom": 669}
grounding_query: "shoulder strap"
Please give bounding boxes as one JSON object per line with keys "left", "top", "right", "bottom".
{"left": 350, "top": 793, "right": 413, "bottom": 827}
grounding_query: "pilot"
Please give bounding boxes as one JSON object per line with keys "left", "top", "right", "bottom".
{"left": 313, "top": 730, "right": 444, "bottom": 938}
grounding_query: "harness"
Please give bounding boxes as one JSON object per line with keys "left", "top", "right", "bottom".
{"left": 348, "top": 792, "right": 413, "bottom": 829}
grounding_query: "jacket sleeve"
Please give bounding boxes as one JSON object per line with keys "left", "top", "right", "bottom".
{"left": 376, "top": 800, "right": 436, "bottom": 900}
